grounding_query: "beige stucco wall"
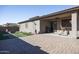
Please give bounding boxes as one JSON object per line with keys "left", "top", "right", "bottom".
{"left": 34, "top": 20, "right": 40, "bottom": 33}
{"left": 40, "top": 20, "right": 62, "bottom": 33}
{"left": 40, "top": 20, "right": 49, "bottom": 33}
{"left": 19, "top": 20, "right": 40, "bottom": 34}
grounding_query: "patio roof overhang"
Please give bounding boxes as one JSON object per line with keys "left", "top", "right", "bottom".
{"left": 40, "top": 13, "right": 71, "bottom": 21}
{"left": 39, "top": 6, "right": 79, "bottom": 20}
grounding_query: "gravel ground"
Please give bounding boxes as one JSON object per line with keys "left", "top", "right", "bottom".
{"left": 20, "top": 34, "right": 79, "bottom": 54}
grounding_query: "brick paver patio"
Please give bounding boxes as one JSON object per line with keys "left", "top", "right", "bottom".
{"left": 20, "top": 34, "right": 79, "bottom": 54}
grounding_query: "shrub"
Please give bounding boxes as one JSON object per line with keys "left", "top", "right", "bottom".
{"left": 0, "top": 32, "right": 4, "bottom": 40}
{"left": 14, "top": 32, "right": 32, "bottom": 37}
{"left": 21, "top": 32, "right": 32, "bottom": 36}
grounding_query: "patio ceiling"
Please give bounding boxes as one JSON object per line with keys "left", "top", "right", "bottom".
{"left": 40, "top": 13, "right": 71, "bottom": 21}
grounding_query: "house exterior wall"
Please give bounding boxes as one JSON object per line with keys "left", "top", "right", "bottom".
{"left": 56, "top": 20, "right": 62, "bottom": 33}
{"left": 40, "top": 20, "right": 61, "bottom": 33}
{"left": 34, "top": 20, "right": 40, "bottom": 34}
{"left": 19, "top": 11, "right": 79, "bottom": 38}
{"left": 40, "top": 20, "right": 49, "bottom": 33}
{"left": 40, "top": 20, "right": 63, "bottom": 33}
{"left": 19, "top": 20, "right": 40, "bottom": 34}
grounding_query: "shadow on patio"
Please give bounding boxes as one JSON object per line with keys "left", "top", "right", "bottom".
{"left": 0, "top": 32, "right": 48, "bottom": 54}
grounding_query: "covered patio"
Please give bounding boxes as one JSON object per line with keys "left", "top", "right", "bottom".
{"left": 39, "top": 10, "right": 79, "bottom": 39}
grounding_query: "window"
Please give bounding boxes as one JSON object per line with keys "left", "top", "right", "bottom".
{"left": 25, "top": 23, "right": 28, "bottom": 28}
{"left": 62, "top": 19, "right": 71, "bottom": 27}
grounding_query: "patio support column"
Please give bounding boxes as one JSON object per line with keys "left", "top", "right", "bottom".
{"left": 57, "top": 20, "right": 62, "bottom": 31}
{"left": 71, "top": 12, "right": 79, "bottom": 39}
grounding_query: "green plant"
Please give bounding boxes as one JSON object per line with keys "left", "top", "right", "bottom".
{"left": 14, "top": 32, "right": 32, "bottom": 37}
{"left": 0, "top": 32, "right": 4, "bottom": 40}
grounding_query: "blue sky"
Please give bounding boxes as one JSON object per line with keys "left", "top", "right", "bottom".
{"left": 0, "top": 5, "right": 77, "bottom": 25}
